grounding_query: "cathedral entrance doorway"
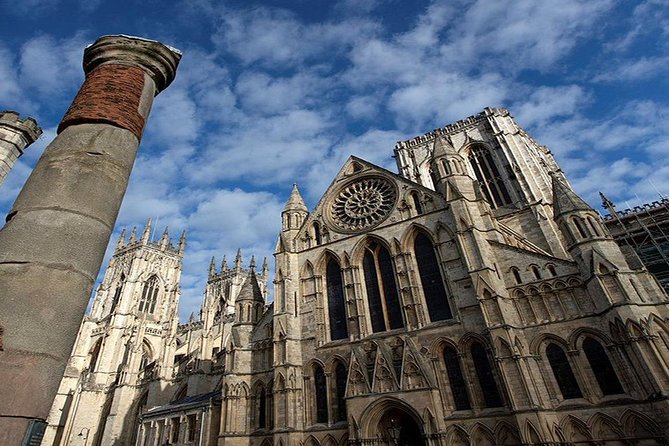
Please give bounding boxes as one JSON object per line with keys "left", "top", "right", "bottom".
{"left": 360, "top": 397, "right": 427, "bottom": 446}
{"left": 377, "top": 407, "right": 425, "bottom": 446}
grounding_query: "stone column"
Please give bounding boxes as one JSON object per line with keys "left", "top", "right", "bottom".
{"left": 0, "top": 35, "right": 181, "bottom": 444}
{"left": 0, "top": 111, "right": 42, "bottom": 186}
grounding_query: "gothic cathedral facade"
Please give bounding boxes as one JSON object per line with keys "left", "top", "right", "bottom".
{"left": 45, "top": 108, "right": 669, "bottom": 446}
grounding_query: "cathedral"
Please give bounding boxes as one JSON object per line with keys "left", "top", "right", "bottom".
{"left": 42, "top": 107, "right": 669, "bottom": 446}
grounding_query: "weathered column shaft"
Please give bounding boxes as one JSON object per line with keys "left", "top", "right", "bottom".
{"left": 0, "top": 111, "right": 42, "bottom": 186}
{"left": 0, "top": 35, "right": 180, "bottom": 444}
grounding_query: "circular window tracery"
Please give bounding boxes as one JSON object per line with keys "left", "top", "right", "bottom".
{"left": 330, "top": 177, "right": 396, "bottom": 232}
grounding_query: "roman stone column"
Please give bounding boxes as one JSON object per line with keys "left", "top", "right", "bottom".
{"left": 0, "top": 35, "right": 181, "bottom": 444}
{"left": 0, "top": 111, "right": 42, "bottom": 186}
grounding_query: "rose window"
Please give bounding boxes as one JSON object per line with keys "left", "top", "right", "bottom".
{"left": 331, "top": 177, "right": 396, "bottom": 231}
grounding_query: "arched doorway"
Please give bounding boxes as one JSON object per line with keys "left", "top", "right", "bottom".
{"left": 378, "top": 407, "right": 425, "bottom": 446}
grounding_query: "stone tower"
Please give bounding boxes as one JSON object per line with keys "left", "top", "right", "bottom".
{"left": 42, "top": 220, "right": 185, "bottom": 446}
{"left": 0, "top": 110, "right": 42, "bottom": 186}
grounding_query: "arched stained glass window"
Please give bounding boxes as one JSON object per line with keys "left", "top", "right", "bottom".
{"left": 414, "top": 232, "right": 452, "bottom": 321}
{"left": 471, "top": 342, "right": 503, "bottom": 408}
{"left": 138, "top": 276, "right": 159, "bottom": 314}
{"left": 468, "top": 145, "right": 512, "bottom": 208}
{"left": 583, "top": 337, "right": 624, "bottom": 395}
{"left": 443, "top": 345, "right": 471, "bottom": 410}
{"left": 362, "top": 241, "right": 404, "bottom": 333}
{"left": 546, "top": 343, "right": 582, "bottom": 399}
{"left": 335, "top": 362, "right": 347, "bottom": 422}
{"left": 314, "top": 365, "right": 328, "bottom": 423}
{"left": 327, "top": 258, "right": 348, "bottom": 340}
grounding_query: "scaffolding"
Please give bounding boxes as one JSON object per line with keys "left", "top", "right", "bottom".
{"left": 600, "top": 194, "right": 669, "bottom": 292}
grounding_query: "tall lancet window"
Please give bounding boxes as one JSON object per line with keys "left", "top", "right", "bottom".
{"left": 138, "top": 275, "right": 159, "bottom": 314}
{"left": 583, "top": 337, "right": 624, "bottom": 395}
{"left": 326, "top": 257, "right": 348, "bottom": 340}
{"left": 362, "top": 241, "right": 404, "bottom": 332}
{"left": 471, "top": 342, "right": 504, "bottom": 408}
{"left": 546, "top": 343, "right": 582, "bottom": 399}
{"left": 468, "top": 145, "right": 513, "bottom": 208}
{"left": 314, "top": 365, "right": 328, "bottom": 423}
{"left": 414, "top": 232, "right": 452, "bottom": 321}
{"left": 110, "top": 273, "right": 125, "bottom": 314}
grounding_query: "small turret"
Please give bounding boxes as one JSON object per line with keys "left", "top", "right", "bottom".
{"left": 221, "top": 255, "right": 228, "bottom": 272}
{"left": 261, "top": 257, "right": 269, "bottom": 279}
{"left": 234, "top": 272, "right": 265, "bottom": 326}
{"left": 249, "top": 255, "right": 256, "bottom": 272}
{"left": 429, "top": 133, "right": 474, "bottom": 200}
{"left": 282, "top": 183, "right": 308, "bottom": 232}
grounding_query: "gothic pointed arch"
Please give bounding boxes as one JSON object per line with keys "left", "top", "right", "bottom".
{"left": 471, "top": 423, "right": 495, "bottom": 446}
{"left": 325, "top": 254, "right": 348, "bottom": 340}
{"left": 138, "top": 274, "right": 161, "bottom": 314}
{"left": 470, "top": 341, "right": 504, "bottom": 408}
{"left": 495, "top": 421, "right": 521, "bottom": 445}
{"left": 313, "top": 363, "right": 328, "bottom": 424}
{"left": 466, "top": 143, "right": 513, "bottom": 208}
{"left": 442, "top": 342, "right": 471, "bottom": 410}
{"left": 582, "top": 336, "right": 624, "bottom": 395}
{"left": 412, "top": 229, "right": 453, "bottom": 322}
{"left": 359, "top": 238, "right": 404, "bottom": 332}
{"left": 445, "top": 425, "right": 469, "bottom": 446}
{"left": 546, "top": 342, "right": 582, "bottom": 399}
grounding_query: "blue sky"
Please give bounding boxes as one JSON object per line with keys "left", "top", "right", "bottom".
{"left": 1, "top": 0, "right": 668, "bottom": 321}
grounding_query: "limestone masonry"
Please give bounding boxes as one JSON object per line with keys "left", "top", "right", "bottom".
{"left": 44, "top": 107, "right": 669, "bottom": 446}
{"left": 0, "top": 110, "right": 41, "bottom": 186}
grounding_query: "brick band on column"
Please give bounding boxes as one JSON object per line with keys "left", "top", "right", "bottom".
{"left": 58, "top": 64, "right": 146, "bottom": 138}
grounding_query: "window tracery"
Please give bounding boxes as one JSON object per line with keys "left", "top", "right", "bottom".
{"left": 467, "top": 145, "right": 512, "bottom": 208}
{"left": 138, "top": 275, "right": 159, "bottom": 314}
{"left": 326, "top": 257, "right": 348, "bottom": 340}
{"left": 362, "top": 241, "right": 403, "bottom": 332}
{"left": 414, "top": 232, "right": 452, "bottom": 321}
{"left": 546, "top": 343, "right": 582, "bottom": 399}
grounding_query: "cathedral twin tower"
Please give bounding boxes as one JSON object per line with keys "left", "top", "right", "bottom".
{"left": 43, "top": 104, "right": 669, "bottom": 446}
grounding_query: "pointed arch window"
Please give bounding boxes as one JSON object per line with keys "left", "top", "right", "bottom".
{"left": 313, "top": 222, "right": 322, "bottom": 245}
{"left": 314, "top": 365, "right": 328, "bottom": 423}
{"left": 468, "top": 145, "right": 512, "bottom": 208}
{"left": 138, "top": 275, "right": 159, "bottom": 314}
{"left": 414, "top": 232, "right": 452, "bottom": 321}
{"left": 443, "top": 345, "right": 471, "bottom": 410}
{"left": 471, "top": 342, "right": 503, "bottom": 408}
{"left": 89, "top": 339, "right": 102, "bottom": 372}
{"left": 110, "top": 273, "right": 125, "bottom": 314}
{"left": 583, "top": 337, "right": 624, "bottom": 395}
{"left": 327, "top": 258, "right": 348, "bottom": 340}
{"left": 410, "top": 192, "right": 423, "bottom": 215}
{"left": 335, "top": 362, "right": 348, "bottom": 422}
{"left": 546, "top": 343, "right": 582, "bottom": 399}
{"left": 362, "top": 241, "right": 403, "bottom": 332}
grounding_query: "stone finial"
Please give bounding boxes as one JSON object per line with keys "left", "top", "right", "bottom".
{"left": 115, "top": 228, "right": 126, "bottom": 250}
{"left": 159, "top": 226, "right": 169, "bottom": 249}
{"left": 221, "top": 255, "right": 228, "bottom": 272}
{"left": 128, "top": 227, "right": 137, "bottom": 243}
{"left": 235, "top": 248, "right": 242, "bottom": 271}
{"left": 141, "top": 218, "right": 152, "bottom": 243}
{"left": 178, "top": 230, "right": 186, "bottom": 255}
{"left": 209, "top": 256, "right": 217, "bottom": 278}
{"left": 249, "top": 255, "right": 256, "bottom": 271}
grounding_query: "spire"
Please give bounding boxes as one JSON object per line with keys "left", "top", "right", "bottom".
{"left": 209, "top": 256, "right": 217, "bottom": 278}
{"left": 178, "top": 230, "right": 187, "bottom": 255}
{"left": 551, "top": 173, "right": 593, "bottom": 218}
{"left": 433, "top": 133, "right": 457, "bottom": 158}
{"left": 189, "top": 312, "right": 196, "bottom": 323}
{"left": 221, "top": 255, "right": 228, "bottom": 272}
{"left": 249, "top": 255, "right": 256, "bottom": 271}
{"left": 116, "top": 228, "right": 126, "bottom": 250}
{"left": 141, "top": 218, "right": 152, "bottom": 244}
{"left": 235, "top": 248, "right": 242, "bottom": 271}
{"left": 160, "top": 226, "right": 169, "bottom": 249}
{"left": 236, "top": 271, "right": 264, "bottom": 303}
{"left": 283, "top": 183, "right": 308, "bottom": 213}
{"left": 128, "top": 226, "right": 137, "bottom": 243}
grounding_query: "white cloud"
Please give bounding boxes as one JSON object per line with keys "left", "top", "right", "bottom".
{"left": 19, "top": 34, "right": 87, "bottom": 98}
{"left": 593, "top": 56, "right": 669, "bottom": 82}
{"left": 513, "top": 85, "right": 588, "bottom": 127}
